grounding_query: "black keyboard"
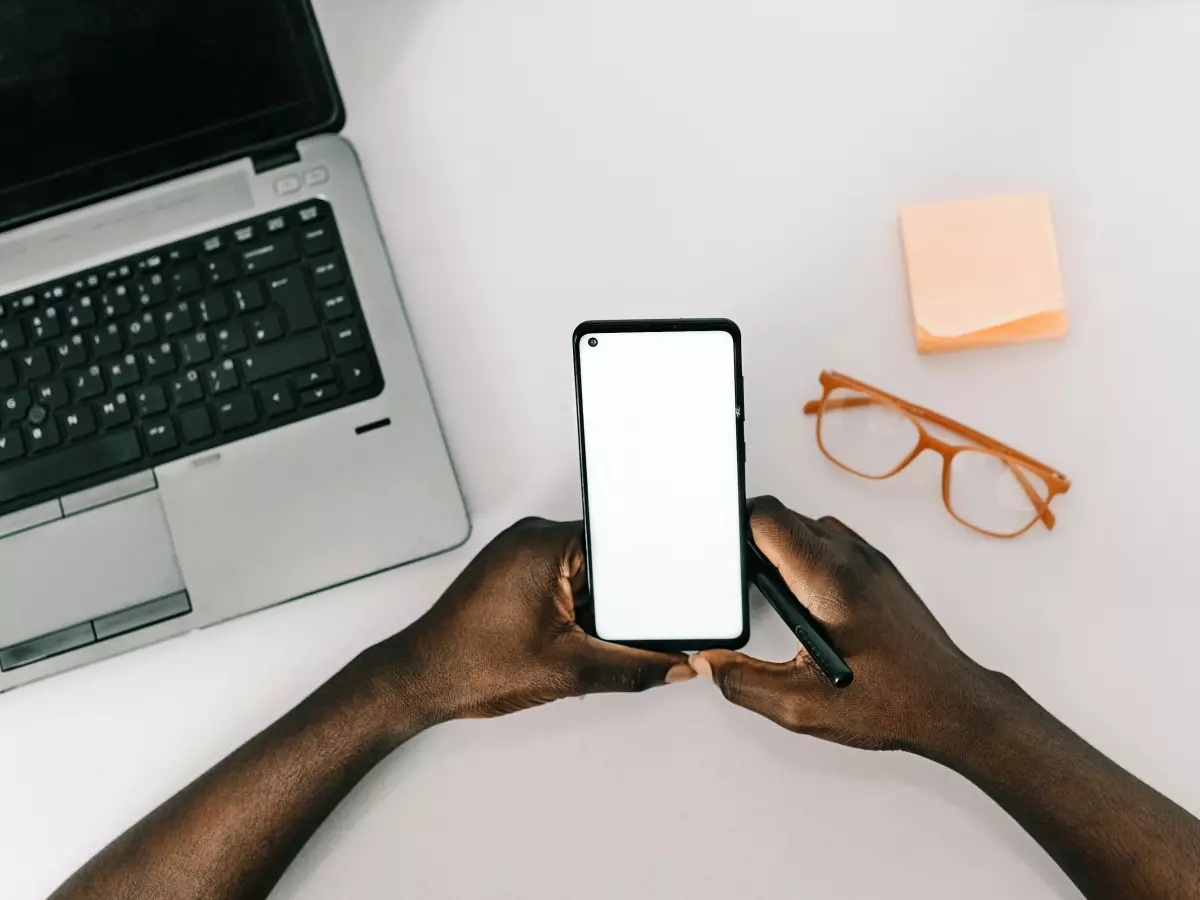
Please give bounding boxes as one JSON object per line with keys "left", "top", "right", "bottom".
{"left": 0, "top": 200, "right": 383, "bottom": 519}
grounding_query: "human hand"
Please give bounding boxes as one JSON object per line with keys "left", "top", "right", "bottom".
{"left": 367, "top": 517, "right": 695, "bottom": 724}
{"left": 696, "top": 496, "right": 1000, "bottom": 755}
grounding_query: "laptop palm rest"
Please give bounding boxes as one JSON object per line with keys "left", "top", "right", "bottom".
{"left": 0, "top": 492, "right": 185, "bottom": 648}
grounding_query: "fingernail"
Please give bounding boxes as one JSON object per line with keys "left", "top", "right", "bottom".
{"left": 666, "top": 663, "right": 696, "bottom": 684}
{"left": 689, "top": 653, "right": 712, "bottom": 680}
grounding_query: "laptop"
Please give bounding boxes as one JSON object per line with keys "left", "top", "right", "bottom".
{"left": 0, "top": 0, "right": 469, "bottom": 692}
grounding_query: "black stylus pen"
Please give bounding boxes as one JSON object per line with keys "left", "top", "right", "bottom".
{"left": 746, "top": 540, "right": 854, "bottom": 688}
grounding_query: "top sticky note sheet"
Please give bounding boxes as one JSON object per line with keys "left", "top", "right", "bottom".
{"left": 899, "top": 192, "right": 1069, "bottom": 354}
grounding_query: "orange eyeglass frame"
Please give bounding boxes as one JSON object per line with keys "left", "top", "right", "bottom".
{"left": 804, "top": 371, "right": 1071, "bottom": 538}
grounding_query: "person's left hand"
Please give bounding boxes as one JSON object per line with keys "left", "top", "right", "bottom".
{"left": 363, "top": 517, "right": 695, "bottom": 724}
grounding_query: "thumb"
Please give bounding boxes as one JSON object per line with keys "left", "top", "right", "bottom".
{"left": 694, "top": 649, "right": 827, "bottom": 732}
{"left": 566, "top": 634, "right": 695, "bottom": 695}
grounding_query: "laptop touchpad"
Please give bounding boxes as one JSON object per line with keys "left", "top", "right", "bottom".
{"left": 0, "top": 492, "right": 185, "bottom": 648}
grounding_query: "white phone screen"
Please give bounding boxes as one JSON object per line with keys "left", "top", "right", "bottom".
{"left": 577, "top": 328, "right": 744, "bottom": 643}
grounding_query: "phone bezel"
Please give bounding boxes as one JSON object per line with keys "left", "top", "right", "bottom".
{"left": 572, "top": 318, "right": 750, "bottom": 652}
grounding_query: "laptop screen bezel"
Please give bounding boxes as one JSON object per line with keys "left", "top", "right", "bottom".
{"left": 0, "top": 0, "right": 345, "bottom": 235}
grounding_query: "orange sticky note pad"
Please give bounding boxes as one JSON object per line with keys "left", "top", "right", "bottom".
{"left": 899, "top": 192, "right": 1069, "bottom": 354}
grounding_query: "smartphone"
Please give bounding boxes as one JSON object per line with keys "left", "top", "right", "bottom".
{"left": 573, "top": 319, "right": 749, "bottom": 651}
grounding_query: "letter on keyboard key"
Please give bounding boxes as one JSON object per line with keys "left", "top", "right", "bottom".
{"left": 216, "top": 394, "right": 258, "bottom": 432}
{"left": 0, "top": 431, "right": 142, "bottom": 505}
{"left": 240, "top": 332, "right": 327, "bottom": 384}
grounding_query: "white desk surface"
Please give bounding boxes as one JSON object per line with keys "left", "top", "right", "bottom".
{"left": 4, "top": 2, "right": 1199, "bottom": 898}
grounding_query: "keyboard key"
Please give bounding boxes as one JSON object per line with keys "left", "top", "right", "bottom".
{"left": 108, "top": 355, "right": 141, "bottom": 389}
{"left": 318, "top": 288, "right": 354, "bottom": 322}
{"left": 144, "top": 344, "right": 176, "bottom": 379}
{"left": 249, "top": 310, "right": 283, "bottom": 345}
{"left": 170, "top": 370, "right": 204, "bottom": 407}
{"left": 300, "top": 225, "right": 335, "bottom": 256}
{"left": 65, "top": 296, "right": 97, "bottom": 329}
{"left": 73, "top": 273, "right": 101, "bottom": 293}
{"left": 97, "top": 392, "right": 133, "bottom": 428}
{"left": 0, "top": 429, "right": 23, "bottom": 464}
{"left": 135, "top": 278, "right": 168, "bottom": 308}
{"left": 293, "top": 364, "right": 335, "bottom": 392}
{"left": 204, "top": 256, "right": 238, "bottom": 286}
{"left": 170, "top": 265, "right": 202, "bottom": 298}
{"left": 30, "top": 309, "right": 60, "bottom": 342}
{"left": 71, "top": 366, "right": 106, "bottom": 401}
{"left": 216, "top": 394, "right": 257, "bottom": 432}
{"left": 2, "top": 390, "right": 31, "bottom": 425}
{"left": 0, "top": 430, "right": 141, "bottom": 505}
{"left": 179, "top": 407, "right": 213, "bottom": 443}
{"left": 137, "top": 254, "right": 164, "bottom": 272}
{"left": 167, "top": 243, "right": 196, "bottom": 264}
{"left": 259, "top": 381, "right": 295, "bottom": 418}
{"left": 195, "top": 293, "right": 230, "bottom": 326}
{"left": 300, "top": 383, "right": 340, "bottom": 407}
{"left": 27, "top": 404, "right": 48, "bottom": 426}
{"left": 90, "top": 323, "right": 123, "bottom": 358}
{"left": 105, "top": 263, "right": 133, "bottom": 282}
{"left": 330, "top": 322, "right": 365, "bottom": 354}
{"left": 205, "top": 360, "right": 239, "bottom": 395}
{"left": 144, "top": 420, "right": 179, "bottom": 455}
{"left": 135, "top": 385, "right": 168, "bottom": 417}
{"left": 18, "top": 348, "right": 51, "bottom": 380}
{"left": 298, "top": 204, "right": 324, "bottom": 223}
{"left": 311, "top": 256, "right": 344, "bottom": 289}
{"left": 0, "top": 359, "right": 15, "bottom": 390}
{"left": 179, "top": 332, "right": 212, "bottom": 366}
{"left": 54, "top": 335, "right": 87, "bottom": 369}
{"left": 26, "top": 420, "right": 62, "bottom": 453}
{"left": 0, "top": 322, "right": 26, "bottom": 352}
{"left": 241, "top": 332, "right": 327, "bottom": 385}
{"left": 101, "top": 287, "right": 133, "bottom": 320}
{"left": 128, "top": 312, "right": 159, "bottom": 348}
{"left": 215, "top": 323, "right": 247, "bottom": 355}
{"left": 266, "top": 269, "right": 317, "bottom": 332}
{"left": 61, "top": 407, "right": 96, "bottom": 441}
{"left": 230, "top": 282, "right": 264, "bottom": 313}
{"left": 241, "top": 235, "right": 298, "bottom": 274}
{"left": 234, "top": 225, "right": 256, "bottom": 244}
{"left": 36, "top": 380, "right": 69, "bottom": 409}
{"left": 266, "top": 215, "right": 287, "bottom": 233}
{"left": 161, "top": 300, "right": 195, "bottom": 336}
{"left": 202, "top": 234, "right": 225, "bottom": 254}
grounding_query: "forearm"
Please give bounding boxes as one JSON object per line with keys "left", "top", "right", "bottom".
{"left": 925, "top": 669, "right": 1200, "bottom": 900}
{"left": 51, "top": 647, "right": 435, "bottom": 900}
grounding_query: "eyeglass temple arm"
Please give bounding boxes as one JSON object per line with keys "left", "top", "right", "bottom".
{"left": 805, "top": 397, "right": 1060, "bottom": 482}
{"left": 805, "top": 396, "right": 1057, "bottom": 527}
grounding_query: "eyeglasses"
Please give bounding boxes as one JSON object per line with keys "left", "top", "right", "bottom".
{"left": 805, "top": 371, "right": 1071, "bottom": 538}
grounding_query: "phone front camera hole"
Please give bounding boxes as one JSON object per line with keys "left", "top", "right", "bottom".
{"left": 588, "top": 337, "right": 598, "bottom": 348}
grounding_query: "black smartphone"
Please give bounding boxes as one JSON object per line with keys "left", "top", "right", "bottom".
{"left": 573, "top": 319, "right": 749, "bottom": 652}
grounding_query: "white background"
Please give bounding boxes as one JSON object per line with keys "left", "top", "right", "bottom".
{"left": 579, "top": 329, "right": 743, "bottom": 642}
{"left": 4, "top": 2, "right": 1199, "bottom": 899}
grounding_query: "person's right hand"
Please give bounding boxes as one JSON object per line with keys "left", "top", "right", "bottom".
{"left": 695, "top": 496, "right": 1005, "bottom": 755}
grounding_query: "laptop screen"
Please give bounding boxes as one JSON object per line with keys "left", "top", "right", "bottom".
{"left": 0, "top": 0, "right": 342, "bottom": 233}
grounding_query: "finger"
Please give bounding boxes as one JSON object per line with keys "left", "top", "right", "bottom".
{"left": 565, "top": 635, "right": 694, "bottom": 694}
{"left": 694, "top": 649, "right": 827, "bottom": 732}
{"left": 748, "top": 497, "right": 847, "bottom": 624}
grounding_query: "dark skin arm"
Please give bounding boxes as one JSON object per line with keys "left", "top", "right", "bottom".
{"left": 697, "top": 496, "right": 1200, "bottom": 900}
{"left": 50, "top": 518, "right": 694, "bottom": 900}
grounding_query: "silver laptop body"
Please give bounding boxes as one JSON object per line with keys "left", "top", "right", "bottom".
{"left": 0, "top": 15, "right": 469, "bottom": 692}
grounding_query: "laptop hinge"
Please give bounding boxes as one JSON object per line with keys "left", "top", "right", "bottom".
{"left": 252, "top": 145, "right": 301, "bottom": 174}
